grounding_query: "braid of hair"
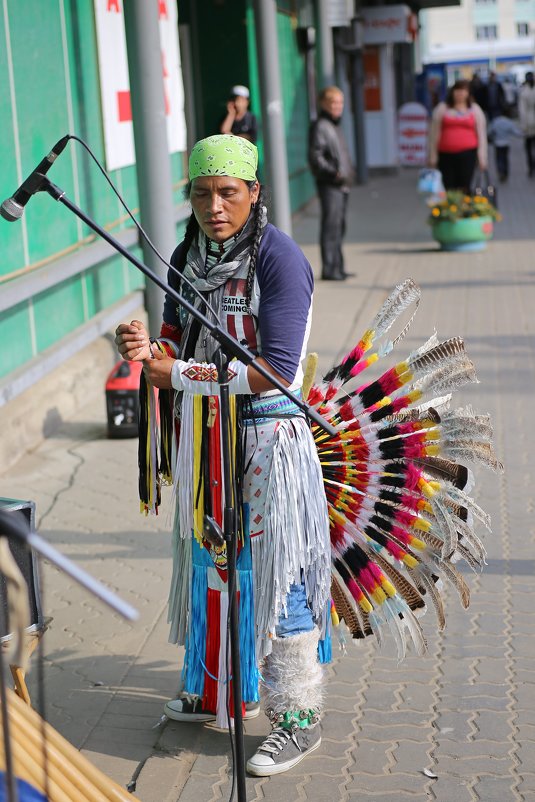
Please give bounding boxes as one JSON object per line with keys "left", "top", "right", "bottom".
{"left": 176, "top": 211, "right": 199, "bottom": 273}
{"left": 245, "top": 185, "right": 265, "bottom": 311}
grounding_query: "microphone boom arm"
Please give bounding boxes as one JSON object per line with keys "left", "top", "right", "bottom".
{"left": 43, "top": 177, "right": 337, "bottom": 437}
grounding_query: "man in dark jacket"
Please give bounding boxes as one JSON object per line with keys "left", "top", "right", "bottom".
{"left": 308, "top": 87, "right": 355, "bottom": 281}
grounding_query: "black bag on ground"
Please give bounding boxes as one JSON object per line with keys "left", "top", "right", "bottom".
{"left": 472, "top": 168, "right": 498, "bottom": 209}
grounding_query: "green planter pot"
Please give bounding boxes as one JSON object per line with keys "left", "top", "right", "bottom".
{"left": 431, "top": 216, "right": 494, "bottom": 252}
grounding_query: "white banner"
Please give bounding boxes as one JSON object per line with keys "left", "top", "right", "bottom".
{"left": 93, "top": 0, "right": 186, "bottom": 171}
{"left": 398, "top": 102, "right": 428, "bottom": 166}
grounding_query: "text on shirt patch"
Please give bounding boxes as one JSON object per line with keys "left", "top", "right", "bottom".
{"left": 222, "top": 295, "right": 249, "bottom": 314}
{"left": 223, "top": 277, "right": 258, "bottom": 351}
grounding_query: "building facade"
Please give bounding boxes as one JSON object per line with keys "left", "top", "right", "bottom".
{"left": 420, "top": 0, "right": 535, "bottom": 78}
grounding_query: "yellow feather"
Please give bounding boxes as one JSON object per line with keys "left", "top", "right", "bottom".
{"left": 302, "top": 352, "right": 318, "bottom": 401}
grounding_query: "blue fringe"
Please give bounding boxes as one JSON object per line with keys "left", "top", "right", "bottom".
{"left": 318, "top": 632, "right": 332, "bottom": 664}
{"left": 183, "top": 558, "right": 208, "bottom": 696}
{"left": 238, "top": 503, "right": 259, "bottom": 702}
{"left": 239, "top": 567, "right": 259, "bottom": 702}
{"left": 318, "top": 601, "right": 333, "bottom": 664}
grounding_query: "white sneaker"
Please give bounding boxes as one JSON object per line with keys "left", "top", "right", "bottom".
{"left": 246, "top": 724, "right": 321, "bottom": 776}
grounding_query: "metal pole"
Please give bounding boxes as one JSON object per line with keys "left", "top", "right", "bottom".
{"left": 123, "top": 1, "right": 177, "bottom": 335}
{"left": 350, "top": 17, "right": 368, "bottom": 185}
{"left": 253, "top": 0, "right": 292, "bottom": 236}
{"left": 214, "top": 352, "right": 247, "bottom": 802}
{"left": 316, "top": 0, "right": 335, "bottom": 87}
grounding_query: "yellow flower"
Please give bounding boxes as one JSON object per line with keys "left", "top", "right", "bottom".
{"left": 432, "top": 208, "right": 440, "bottom": 217}
{"left": 450, "top": 204, "right": 457, "bottom": 212}
{"left": 464, "top": 195, "right": 471, "bottom": 202}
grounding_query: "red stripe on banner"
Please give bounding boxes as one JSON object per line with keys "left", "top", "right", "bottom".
{"left": 203, "top": 588, "right": 221, "bottom": 713}
{"left": 117, "top": 91, "right": 132, "bottom": 122}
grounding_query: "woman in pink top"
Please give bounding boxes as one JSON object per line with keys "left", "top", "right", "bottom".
{"left": 429, "top": 79, "right": 487, "bottom": 193}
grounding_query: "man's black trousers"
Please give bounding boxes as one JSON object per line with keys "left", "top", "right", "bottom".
{"left": 317, "top": 184, "right": 348, "bottom": 280}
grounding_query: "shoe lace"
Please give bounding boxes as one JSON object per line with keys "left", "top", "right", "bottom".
{"left": 259, "top": 726, "right": 300, "bottom": 756}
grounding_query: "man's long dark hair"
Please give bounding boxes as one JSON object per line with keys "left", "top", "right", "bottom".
{"left": 175, "top": 179, "right": 265, "bottom": 311}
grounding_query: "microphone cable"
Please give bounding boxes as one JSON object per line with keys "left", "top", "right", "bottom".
{"left": 66, "top": 134, "right": 222, "bottom": 325}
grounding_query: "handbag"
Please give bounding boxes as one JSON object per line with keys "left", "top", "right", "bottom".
{"left": 472, "top": 168, "right": 498, "bottom": 209}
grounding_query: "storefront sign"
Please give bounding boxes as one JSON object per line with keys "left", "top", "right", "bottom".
{"left": 93, "top": 0, "right": 186, "bottom": 171}
{"left": 361, "top": 5, "right": 413, "bottom": 45}
{"left": 398, "top": 102, "right": 428, "bottom": 166}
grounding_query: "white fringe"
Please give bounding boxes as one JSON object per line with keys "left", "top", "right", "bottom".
{"left": 261, "top": 628, "right": 324, "bottom": 714}
{"left": 168, "top": 393, "right": 194, "bottom": 645}
{"left": 176, "top": 393, "right": 194, "bottom": 542}
{"left": 252, "top": 418, "right": 331, "bottom": 660}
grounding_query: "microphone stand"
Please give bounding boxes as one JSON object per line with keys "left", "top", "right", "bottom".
{"left": 36, "top": 176, "right": 336, "bottom": 802}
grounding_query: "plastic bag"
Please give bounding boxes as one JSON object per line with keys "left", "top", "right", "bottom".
{"left": 418, "top": 168, "right": 444, "bottom": 196}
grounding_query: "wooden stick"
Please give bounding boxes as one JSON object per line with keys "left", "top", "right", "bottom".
{"left": 0, "top": 727, "right": 74, "bottom": 802}
{"left": 8, "top": 701, "right": 107, "bottom": 802}
{"left": 9, "top": 665, "right": 31, "bottom": 705}
{"left": 2, "top": 688, "right": 142, "bottom": 802}
{"left": 11, "top": 725, "right": 93, "bottom": 802}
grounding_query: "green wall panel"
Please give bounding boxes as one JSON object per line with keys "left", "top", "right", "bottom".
{"left": 33, "top": 275, "right": 86, "bottom": 352}
{"left": 7, "top": 1, "right": 80, "bottom": 265}
{"left": 245, "top": 2, "right": 314, "bottom": 209}
{"left": 0, "top": 7, "right": 26, "bottom": 277}
{"left": 123, "top": 245, "right": 146, "bottom": 294}
{"left": 0, "top": 301, "right": 33, "bottom": 378}
{"left": 86, "top": 256, "right": 127, "bottom": 315}
{"left": 277, "top": 10, "right": 314, "bottom": 209}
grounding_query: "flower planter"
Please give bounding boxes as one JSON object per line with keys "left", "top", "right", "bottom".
{"left": 431, "top": 216, "right": 494, "bottom": 252}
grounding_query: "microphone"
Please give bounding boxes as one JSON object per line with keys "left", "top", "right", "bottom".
{"left": 0, "top": 134, "right": 70, "bottom": 222}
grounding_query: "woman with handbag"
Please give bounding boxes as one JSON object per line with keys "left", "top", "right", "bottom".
{"left": 429, "top": 79, "right": 487, "bottom": 194}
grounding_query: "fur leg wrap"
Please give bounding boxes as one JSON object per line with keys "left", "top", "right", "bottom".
{"left": 260, "top": 628, "right": 324, "bottom": 716}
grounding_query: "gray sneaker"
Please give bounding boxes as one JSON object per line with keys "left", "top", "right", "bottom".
{"left": 165, "top": 695, "right": 260, "bottom": 722}
{"left": 246, "top": 724, "right": 321, "bottom": 776}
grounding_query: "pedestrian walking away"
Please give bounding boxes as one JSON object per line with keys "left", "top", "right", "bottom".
{"left": 429, "top": 79, "right": 487, "bottom": 193}
{"left": 114, "top": 135, "right": 500, "bottom": 782}
{"left": 486, "top": 71, "right": 506, "bottom": 120}
{"left": 488, "top": 109, "right": 522, "bottom": 182}
{"left": 308, "top": 86, "right": 355, "bottom": 281}
{"left": 519, "top": 71, "right": 535, "bottom": 177}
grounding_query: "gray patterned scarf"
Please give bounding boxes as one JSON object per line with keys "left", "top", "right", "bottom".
{"left": 179, "top": 207, "right": 267, "bottom": 363}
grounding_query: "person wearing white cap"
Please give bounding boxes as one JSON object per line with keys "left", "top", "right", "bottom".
{"left": 220, "top": 84, "right": 258, "bottom": 143}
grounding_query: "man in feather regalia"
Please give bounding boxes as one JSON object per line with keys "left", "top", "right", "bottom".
{"left": 115, "top": 134, "right": 499, "bottom": 777}
{"left": 116, "top": 135, "right": 330, "bottom": 776}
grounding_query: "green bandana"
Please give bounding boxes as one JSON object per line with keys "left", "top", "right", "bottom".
{"left": 188, "top": 134, "right": 258, "bottom": 182}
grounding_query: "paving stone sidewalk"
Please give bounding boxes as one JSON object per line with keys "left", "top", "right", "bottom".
{"left": 1, "top": 139, "right": 534, "bottom": 801}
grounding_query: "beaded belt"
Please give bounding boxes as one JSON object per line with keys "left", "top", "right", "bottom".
{"left": 243, "top": 390, "right": 303, "bottom": 423}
